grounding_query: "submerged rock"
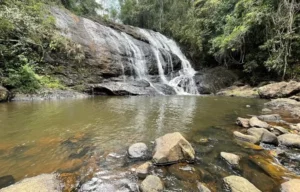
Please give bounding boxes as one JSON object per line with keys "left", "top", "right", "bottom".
{"left": 236, "top": 117, "right": 250, "bottom": 128}
{"left": 0, "top": 174, "right": 62, "bottom": 192}
{"left": 168, "top": 163, "right": 201, "bottom": 182}
{"left": 140, "top": 175, "right": 164, "bottom": 192}
{"left": 152, "top": 132, "right": 195, "bottom": 165}
{"left": 0, "top": 176, "right": 15, "bottom": 189}
{"left": 128, "top": 143, "right": 149, "bottom": 160}
{"left": 220, "top": 152, "right": 240, "bottom": 166}
{"left": 249, "top": 116, "right": 269, "bottom": 128}
{"left": 258, "top": 81, "right": 300, "bottom": 99}
{"left": 247, "top": 128, "right": 278, "bottom": 145}
{"left": 278, "top": 134, "right": 300, "bottom": 149}
{"left": 233, "top": 131, "right": 260, "bottom": 144}
{"left": 223, "top": 175, "right": 261, "bottom": 192}
{"left": 236, "top": 141, "right": 264, "bottom": 151}
{"left": 281, "top": 179, "right": 300, "bottom": 192}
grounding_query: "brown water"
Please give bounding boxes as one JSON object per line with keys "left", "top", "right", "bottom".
{"left": 0, "top": 96, "right": 293, "bottom": 191}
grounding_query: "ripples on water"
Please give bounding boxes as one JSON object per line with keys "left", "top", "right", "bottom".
{"left": 0, "top": 96, "right": 279, "bottom": 191}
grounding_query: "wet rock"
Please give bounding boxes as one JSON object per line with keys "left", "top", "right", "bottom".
{"left": 152, "top": 132, "right": 195, "bottom": 165}
{"left": 140, "top": 175, "right": 164, "bottom": 192}
{"left": 128, "top": 143, "right": 149, "bottom": 160}
{"left": 0, "top": 176, "right": 15, "bottom": 189}
{"left": 0, "top": 86, "right": 9, "bottom": 102}
{"left": 262, "top": 108, "right": 272, "bottom": 113}
{"left": 220, "top": 152, "right": 240, "bottom": 166}
{"left": 281, "top": 179, "right": 300, "bottom": 192}
{"left": 269, "top": 126, "right": 289, "bottom": 136}
{"left": 233, "top": 131, "right": 260, "bottom": 144}
{"left": 236, "top": 117, "right": 250, "bottom": 128}
{"left": 278, "top": 134, "right": 300, "bottom": 148}
{"left": 223, "top": 175, "right": 261, "bottom": 192}
{"left": 168, "top": 163, "right": 201, "bottom": 182}
{"left": 247, "top": 128, "right": 278, "bottom": 145}
{"left": 249, "top": 116, "right": 269, "bottom": 128}
{"left": 192, "top": 135, "right": 209, "bottom": 144}
{"left": 58, "top": 159, "right": 84, "bottom": 173}
{"left": 0, "top": 174, "right": 62, "bottom": 192}
{"left": 236, "top": 141, "right": 264, "bottom": 151}
{"left": 197, "top": 182, "right": 211, "bottom": 192}
{"left": 59, "top": 173, "right": 78, "bottom": 192}
{"left": 265, "top": 98, "right": 300, "bottom": 118}
{"left": 258, "top": 114, "right": 281, "bottom": 123}
{"left": 136, "top": 162, "right": 152, "bottom": 179}
{"left": 258, "top": 81, "right": 300, "bottom": 99}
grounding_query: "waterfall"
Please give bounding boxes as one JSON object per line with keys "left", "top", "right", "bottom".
{"left": 138, "top": 29, "right": 199, "bottom": 95}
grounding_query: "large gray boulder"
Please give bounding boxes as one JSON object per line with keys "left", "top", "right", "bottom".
{"left": 223, "top": 175, "right": 261, "bottom": 192}
{"left": 247, "top": 128, "right": 278, "bottom": 145}
{"left": 233, "top": 131, "right": 260, "bottom": 144}
{"left": 0, "top": 174, "right": 62, "bottom": 192}
{"left": 249, "top": 117, "right": 269, "bottom": 128}
{"left": 128, "top": 143, "right": 149, "bottom": 159}
{"left": 152, "top": 132, "right": 195, "bottom": 165}
{"left": 258, "top": 81, "right": 300, "bottom": 99}
{"left": 140, "top": 175, "right": 164, "bottom": 192}
{"left": 281, "top": 179, "right": 300, "bottom": 192}
{"left": 265, "top": 98, "right": 300, "bottom": 118}
{"left": 0, "top": 86, "right": 9, "bottom": 102}
{"left": 278, "top": 134, "right": 300, "bottom": 149}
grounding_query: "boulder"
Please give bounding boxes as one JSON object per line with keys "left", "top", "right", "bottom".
{"left": 236, "top": 117, "right": 250, "bottom": 128}
{"left": 135, "top": 162, "right": 152, "bottom": 179}
{"left": 281, "top": 179, "right": 300, "bottom": 192}
{"left": 258, "top": 114, "right": 281, "bottom": 123}
{"left": 128, "top": 143, "right": 149, "bottom": 160}
{"left": 290, "top": 123, "right": 300, "bottom": 131}
{"left": 247, "top": 128, "right": 278, "bottom": 145}
{"left": 152, "top": 132, "right": 195, "bottom": 165}
{"left": 249, "top": 117, "right": 269, "bottom": 128}
{"left": 223, "top": 175, "right": 261, "bottom": 192}
{"left": 140, "top": 175, "right": 164, "bottom": 192}
{"left": 216, "top": 85, "right": 258, "bottom": 98}
{"left": 233, "top": 131, "right": 260, "bottom": 144}
{"left": 197, "top": 183, "right": 211, "bottom": 192}
{"left": 220, "top": 152, "right": 240, "bottom": 166}
{"left": 258, "top": 81, "right": 300, "bottom": 99}
{"left": 265, "top": 98, "right": 300, "bottom": 118}
{"left": 0, "top": 86, "right": 9, "bottom": 102}
{"left": 278, "top": 134, "right": 300, "bottom": 149}
{"left": 0, "top": 174, "right": 62, "bottom": 192}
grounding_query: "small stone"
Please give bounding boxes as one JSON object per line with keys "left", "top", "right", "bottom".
{"left": 140, "top": 175, "right": 164, "bottom": 192}
{"left": 128, "top": 143, "right": 149, "bottom": 159}
{"left": 262, "top": 108, "right": 272, "bottom": 113}
{"left": 233, "top": 131, "right": 260, "bottom": 144}
{"left": 249, "top": 116, "right": 269, "bottom": 128}
{"left": 136, "top": 162, "right": 152, "bottom": 179}
{"left": 236, "top": 117, "right": 250, "bottom": 128}
{"left": 278, "top": 134, "right": 300, "bottom": 149}
{"left": 246, "top": 105, "right": 251, "bottom": 108}
{"left": 220, "top": 152, "right": 240, "bottom": 166}
{"left": 197, "top": 182, "right": 211, "bottom": 192}
{"left": 281, "top": 179, "right": 300, "bottom": 192}
{"left": 223, "top": 175, "right": 261, "bottom": 192}
{"left": 258, "top": 114, "right": 281, "bottom": 123}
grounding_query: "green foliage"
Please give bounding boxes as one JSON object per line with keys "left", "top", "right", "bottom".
{"left": 120, "top": 0, "right": 300, "bottom": 82}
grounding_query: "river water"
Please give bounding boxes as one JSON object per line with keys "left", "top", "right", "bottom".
{"left": 1, "top": 96, "right": 290, "bottom": 191}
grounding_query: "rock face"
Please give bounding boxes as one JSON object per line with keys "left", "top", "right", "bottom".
{"left": 220, "top": 152, "right": 240, "bottom": 166}
{"left": 128, "top": 143, "right": 149, "bottom": 159}
{"left": 258, "top": 81, "right": 300, "bottom": 99}
{"left": 0, "top": 86, "right": 9, "bottom": 102}
{"left": 223, "top": 175, "right": 261, "bottom": 192}
{"left": 278, "top": 134, "right": 300, "bottom": 148}
{"left": 233, "top": 131, "right": 260, "bottom": 144}
{"left": 0, "top": 174, "right": 62, "bottom": 192}
{"left": 152, "top": 132, "right": 195, "bottom": 165}
{"left": 236, "top": 117, "right": 250, "bottom": 128}
{"left": 247, "top": 128, "right": 278, "bottom": 145}
{"left": 281, "top": 179, "right": 300, "bottom": 192}
{"left": 265, "top": 98, "right": 300, "bottom": 118}
{"left": 140, "top": 175, "right": 164, "bottom": 192}
{"left": 249, "top": 117, "right": 269, "bottom": 128}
